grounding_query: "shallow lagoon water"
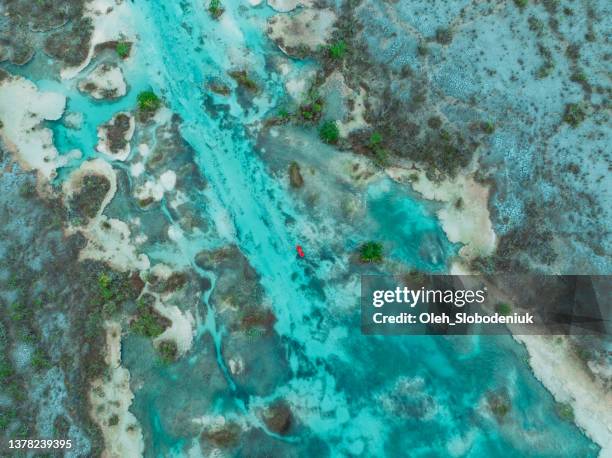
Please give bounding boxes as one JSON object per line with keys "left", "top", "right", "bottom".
{"left": 29, "top": 0, "right": 599, "bottom": 455}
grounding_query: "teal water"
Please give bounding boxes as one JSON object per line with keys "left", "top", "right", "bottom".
{"left": 38, "top": 0, "right": 598, "bottom": 456}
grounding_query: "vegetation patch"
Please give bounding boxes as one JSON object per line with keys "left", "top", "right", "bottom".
{"left": 158, "top": 340, "right": 178, "bottom": 363}
{"left": 496, "top": 303, "right": 512, "bottom": 316}
{"left": 137, "top": 91, "right": 162, "bottom": 112}
{"left": 435, "top": 27, "right": 453, "bottom": 45}
{"left": 327, "top": 40, "right": 347, "bottom": 59}
{"left": 556, "top": 402, "right": 574, "bottom": 421}
{"left": 130, "top": 299, "right": 170, "bottom": 338}
{"left": 208, "top": 0, "right": 224, "bottom": 19}
{"left": 319, "top": 121, "right": 340, "bottom": 144}
{"left": 115, "top": 41, "right": 132, "bottom": 59}
{"left": 563, "top": 103, "right": 586, "bottom": 127}
{"left": 359, "top": 241, "right": 383, "bottom": 263}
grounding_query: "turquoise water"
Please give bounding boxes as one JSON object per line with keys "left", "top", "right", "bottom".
{"left": 37, "top": 0, "right": 598, "bottom": 455}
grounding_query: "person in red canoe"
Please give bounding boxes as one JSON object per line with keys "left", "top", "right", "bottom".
{"left": 296, "top": 245, "right": 305, "bottom": 258}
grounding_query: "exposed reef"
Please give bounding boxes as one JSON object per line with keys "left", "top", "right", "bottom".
{"left": 96, "top": 112, "right": 135, "bottom": 161}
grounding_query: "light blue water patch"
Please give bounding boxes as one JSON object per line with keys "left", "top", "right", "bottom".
{"left": 367, "top": 178, "right": 457, "bottom": 271}
{"left": 35, "top": 77, "right": 149, "bottom": 158}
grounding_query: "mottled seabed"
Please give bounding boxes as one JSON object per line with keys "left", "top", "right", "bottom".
{"left": 0, "top": 0, "right": 610, "bottom": 457}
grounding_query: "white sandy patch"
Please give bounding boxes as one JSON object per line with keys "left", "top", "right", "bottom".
{"left": 130, "top": 162, "right": 145, "bottom": 177}
{"left": 62, "top": 0, "right": 137, "bottom": 79}
{"left": 247, "top": 0, "right": 263, "bottom": 5}
{"left": 387, "top": 166, "right": 496, "bottom": 261}
{"left": 0, "top": 74, "right": 70, "bottom": 180}
{"left": 153, "top": 303, "right": 195, "bottom": 356}
{"left": 267, "top": 9, "right": 336, "bottom": 53}
{"left": 134, "top": 170, "right": 176, "bottom": 203}
{"left": 285, "top": 68, "right": 316, "bottom": 102}
{"left": 514, "top": 333, "right": 612, "bottom": 456}
{"left": 137, "top": 143, "right": 151, "bottom": 158}
{"left": 78, "top": 63, "right": 127, "bottom": 100}
{"left": 78, "top": 216, "right": 150, "bottom": 272}
{"left": 267, "top": 0, "right": 312, "bottom": 12}
{"left": 63, "top": 111, "right": 84, "bottom": 129}
{"left": 138, "top": 276, "right": 196, "bottom": 355}
{"left": 89, "top": 321, "right": 144, "bottom": 458}
{"left": 159, "top": 170, "right": 177, "bottom": 191}
{"left": 96, "top": 112, "right": 135, "bottom": 161}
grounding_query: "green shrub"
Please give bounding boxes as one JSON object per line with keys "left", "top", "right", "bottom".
{"left": 319, "top": 121, "right": 340, "bottom": 144}
{"left": 130, "top": 303, "right": 166, "bottom": 338}
{"left": 435, "top": 28, "right": 453, "bottom": 45}
{"left": 556, "top": 402, "right": 574, "bottom": 421}
{"left": 481, "top": 121, "right": 495, "bottom": 134}
{"left": 137, "top": 91, "right": 162, "bottom": 112}
{"left": 359, "top": 241, "right": 383, "bottom": 263}
{"left": 9, "top": 303, "right": 27, "bottom": 322}
{"left": 328, "top": 40, "right": 347, "bottom": 59}
{"left": 158, "top": 340, "right": 178, "bottom": 363}
{"left": 31, "top": 349, "right": 51, "bottom": 370}
{"left": 209, "top": 0, "right": 224, "bottom": 19}
{"left": 563, "top": 103, "right": 586, "bottom": 127}
{"left": 98, "top": 273, "right": 113, "bottom": 301}
{"left": 116, "top": 42, "right": 131, "bottom": 58}
{"left": 514, "top": 0, "right": 528, "bottom": 8}
{"left": 496, "top": 303, "right": 512, "bottom": 316}
{"left": 369, "top": 132, "right": 383, "bottom": 146}
{"left": 0, "top": 359, "right": 14, "bottom": 381}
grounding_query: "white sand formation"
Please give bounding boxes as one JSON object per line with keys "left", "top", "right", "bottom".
{"left": 89, "top": 321, "right": 144, "bottom": 458}
{"left": 0, "top": 73, "right": 77, "bottom": 180}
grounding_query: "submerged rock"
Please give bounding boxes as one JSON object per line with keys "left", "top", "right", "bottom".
{"left": 96, "top": 112, "right": 135, "bottom": 161}
{"left": 200, "top": 422, "right": 241, "bottom": 448}
{"left": 289, "top": 161, "right": 304, "bottom": 188}
{"left": 261, "top": 400, "right": 294, "bottom": 435}
{"left": 486, "top": 389, "right": 512, "bottom": 422}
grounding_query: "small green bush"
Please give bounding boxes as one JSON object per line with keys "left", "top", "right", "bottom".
{"left": 0, "top": 359, "right": 14, "bottom": 381}
{"left": 481, "top": 121, "right": 495, "bottom": 134}
{"left": 435, "top": 28, "right": 453, "bottom": 45}
{"left": 98, "top": 273, "right": 113, "bottom": 301}
{"left": 137, "top": 91, "right": 162, "bottom": 112}
{"left": 359, "top": 241, "right": 384, "bottom": 263}
{"left": 328, "top": 40, "right": 347, "bottom": 59}
{"left": 496, "top": 303, "right": 512, "bottom": 316}
{"left": 130, "top": 304, "right": 166, "bottom": 338}
{"left": 116, "top": 42, "right": 131, "bottom": 58}
{"left": 369, "top": 132, "right": 383, "bottom": 146}
{"left": 514, "top": 0, "right": 528, "bottom": 8}
{"left": 563, "top": 103, "right": 586, "bottom": 127}
{"left": 209, "top": 0, "right": 224, "bottom": 19}
{"left": 319, "top": 121, "right": 340, "bottom": 144}
{"left": 556, "top": 402, "right": 574, "bottom": 421}
{"left": 31, "top": 349, "right": 51, "bottom": 370}
{"left": 158, "top": 340, "right": 178, "bottom": 363}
